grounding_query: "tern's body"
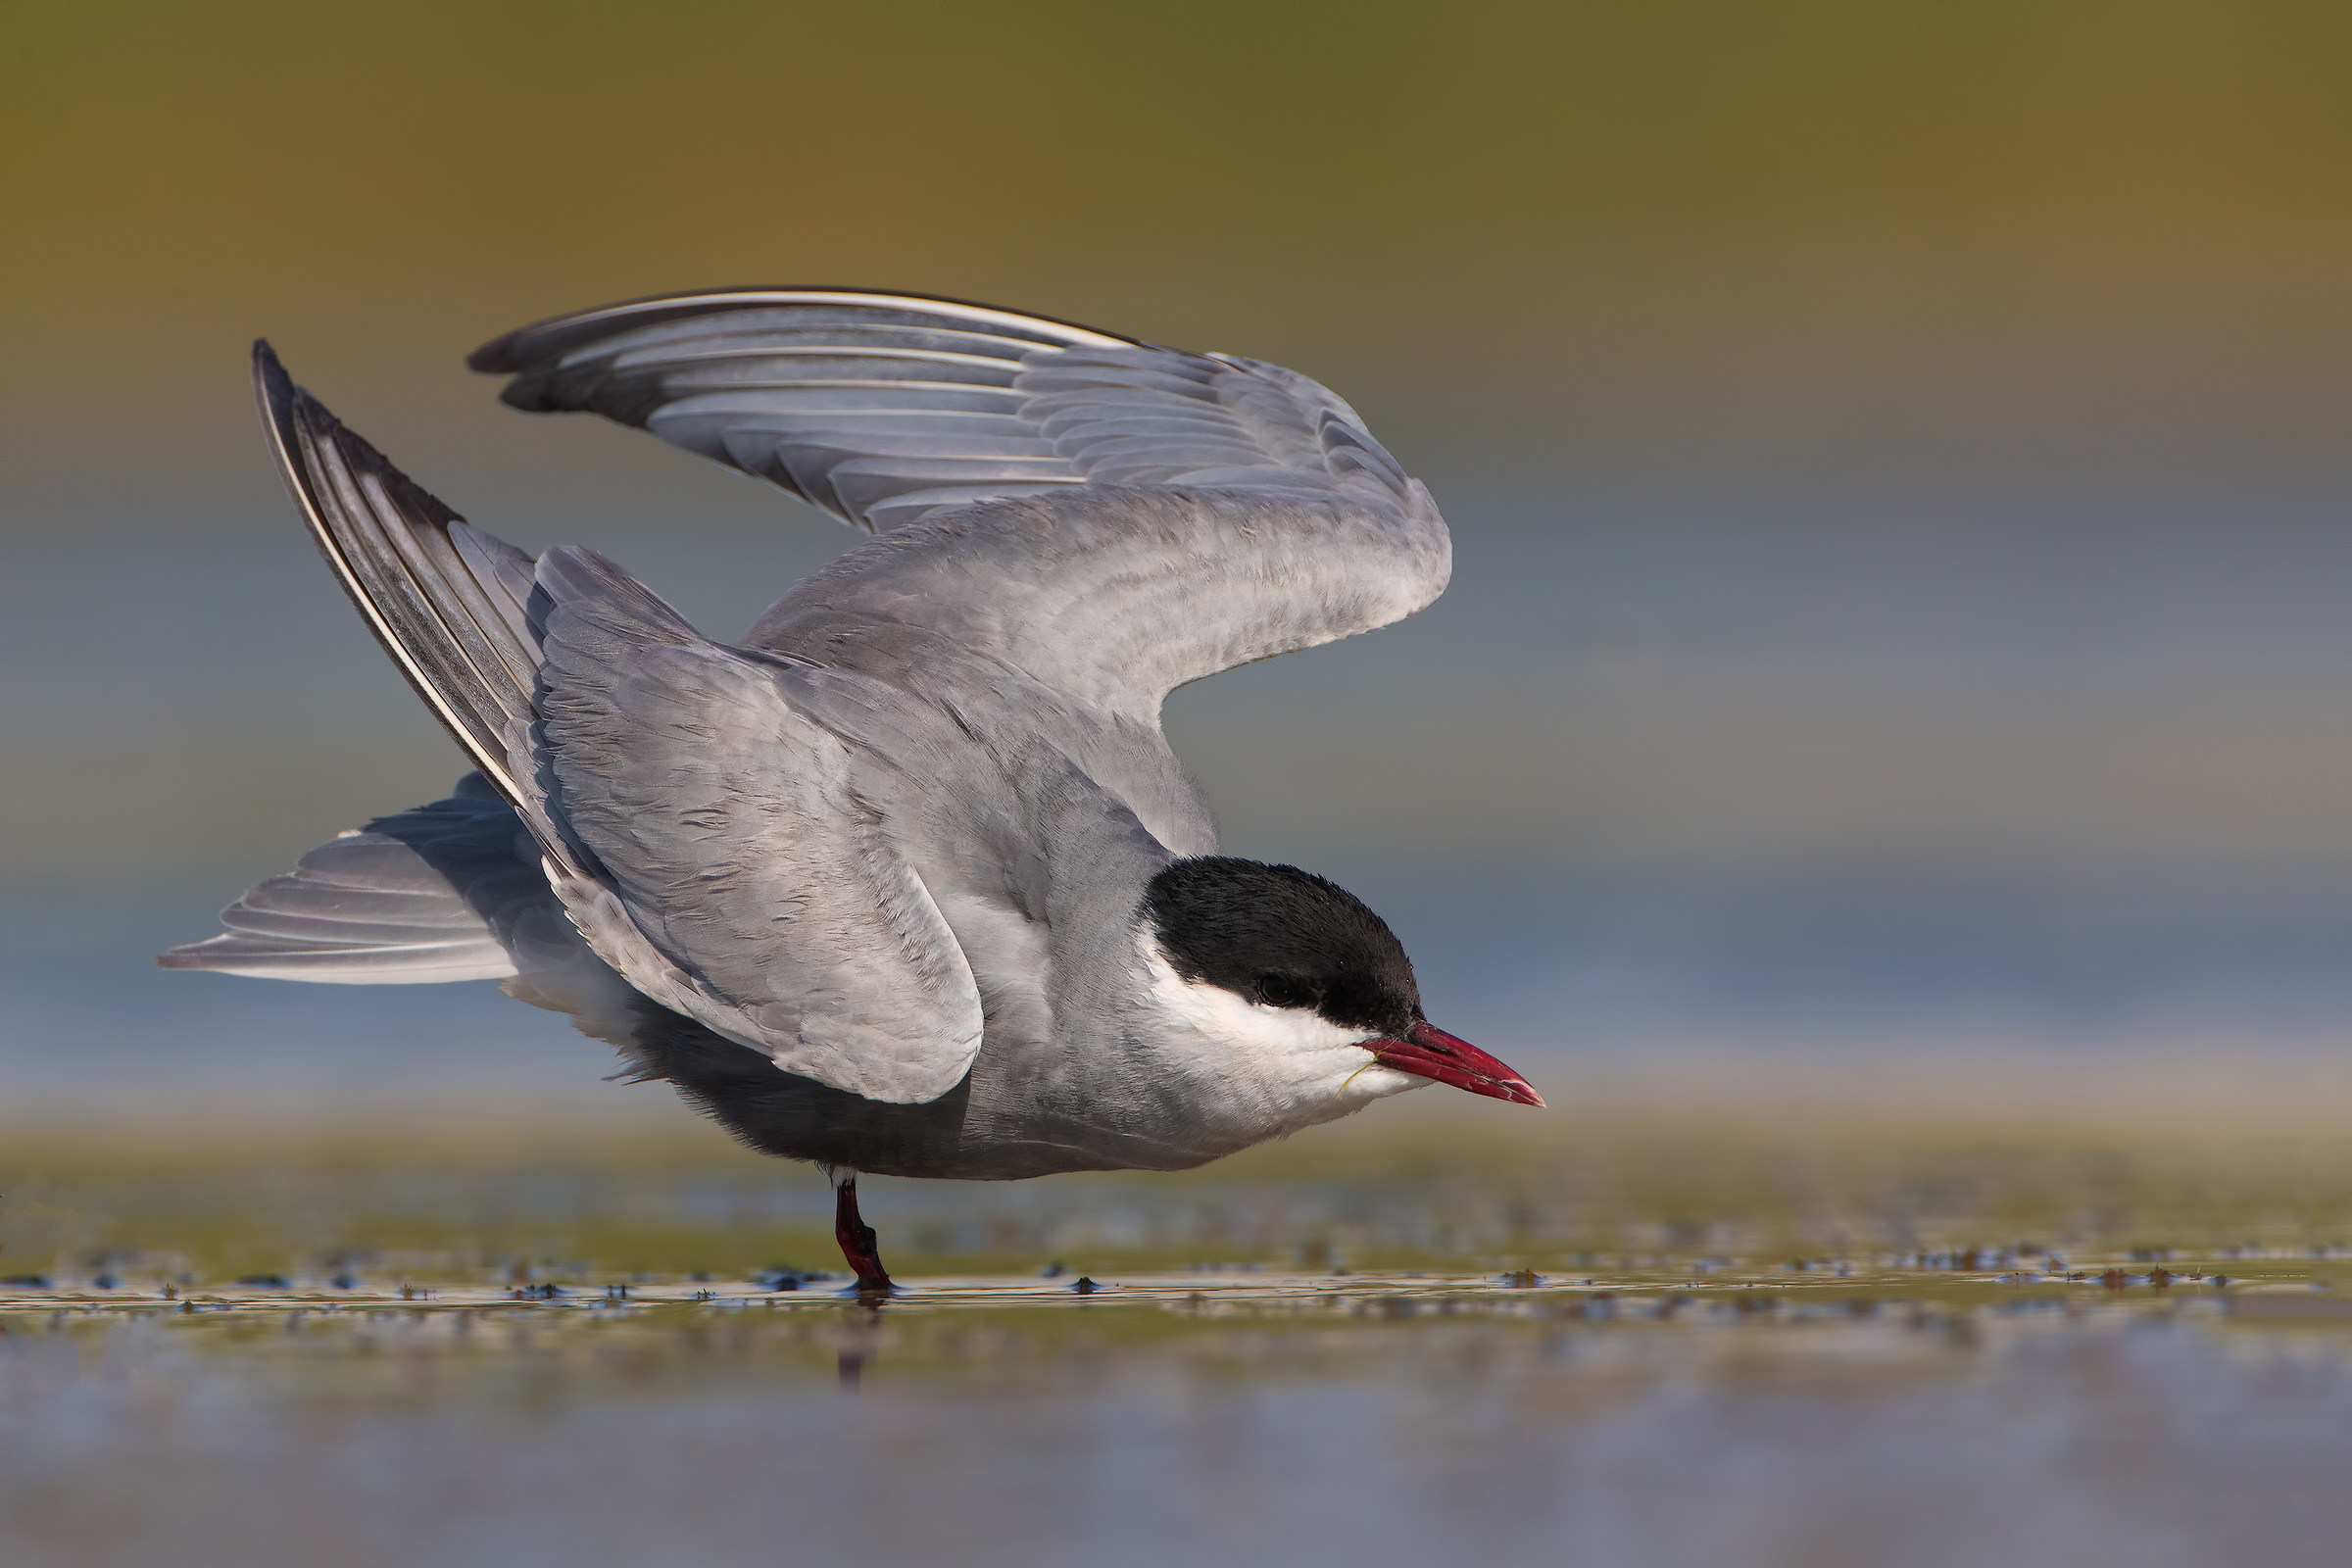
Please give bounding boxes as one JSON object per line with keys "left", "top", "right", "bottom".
{"left": 164, "top": 291, "right": 1540, "bottom": 1278}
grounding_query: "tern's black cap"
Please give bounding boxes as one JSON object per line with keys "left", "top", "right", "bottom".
{"left": 1141, "top": 858, "right": 1422, "bottom": 1037}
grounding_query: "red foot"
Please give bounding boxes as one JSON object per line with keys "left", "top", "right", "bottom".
{"left": 834, "top": 1176, "right": 895, "bottom": 1294}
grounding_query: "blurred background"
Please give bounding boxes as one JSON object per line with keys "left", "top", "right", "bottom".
{"left": 10, "top": 0, "right": 2352, "bottom": 1122}
{"left": 19, "top": 15, "right": 2352, "bottom": 1559}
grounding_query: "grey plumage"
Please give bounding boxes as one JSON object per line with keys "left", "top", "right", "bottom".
{"left": 165, "top": 290, "right": 1473, "bottom": 1181}
{"left": 159, "top": 776, "right": 526, "bottom": 984}
{"left": 466, "top": 288, "right": 1423, "bottom": 536}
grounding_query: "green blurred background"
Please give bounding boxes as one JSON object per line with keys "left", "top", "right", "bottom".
{"left": 9, "top": 0, "right": 2352, "bottom": 1119}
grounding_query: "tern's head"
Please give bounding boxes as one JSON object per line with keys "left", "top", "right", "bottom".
{"left": 1139, "top": 858, "right": 1542, "bottom": 1108}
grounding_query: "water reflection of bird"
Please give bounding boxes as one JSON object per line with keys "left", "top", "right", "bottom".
{"left": 162, "top": 291, "right": 1543, "bottom": 1291}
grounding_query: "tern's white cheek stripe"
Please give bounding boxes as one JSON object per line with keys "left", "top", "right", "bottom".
{"left": 1134, "top": 939, "right": 1427, "bottom": 1135}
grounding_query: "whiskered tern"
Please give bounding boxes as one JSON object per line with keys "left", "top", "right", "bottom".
{"left": 164, "top": 291, "right": 1543, "bottom": 1290}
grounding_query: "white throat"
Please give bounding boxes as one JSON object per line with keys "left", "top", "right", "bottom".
{"left": 1133, "top": 934, "right": 1428, "bottom": 1143}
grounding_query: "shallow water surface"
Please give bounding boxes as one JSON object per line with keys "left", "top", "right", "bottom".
{"left": 8, "top": 1273, "right": 2352, "bottom": 1565}
{"left": 5, "top": 1105, "right": 2351, "bottom": 1566}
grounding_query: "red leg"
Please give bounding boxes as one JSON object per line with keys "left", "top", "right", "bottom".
{"left": 834, "top": 1175, "right": 895, "bottom": 1294}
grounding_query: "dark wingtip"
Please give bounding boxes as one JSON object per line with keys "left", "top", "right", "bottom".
{"left": 465, "top": 332, "right": 520, "bottom": 375}
{"left": 465, "top": 284, "right": 1144, "bottom": 387}
{"left": 251, "top": 339, "right": 309, "bottom": 464}
{"left": 251, "top": 337, "right": 338, "bottom": 458}
{"left": 466, "top": 322, "right": 591, "bottom": 409}
{"left": 247, "top": 339, "right": 462, "bottom": 538}
{"left": 252, "top": 338, "right": 291, "bottom": 409}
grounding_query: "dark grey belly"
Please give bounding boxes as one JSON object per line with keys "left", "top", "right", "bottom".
{"left": 626, "top": 999, "right": 1155, "bottom": 1181}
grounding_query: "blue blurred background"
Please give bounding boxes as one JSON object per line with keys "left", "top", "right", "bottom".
{"left": 10, "top": 0, "right": 2352, "bottom": 1118}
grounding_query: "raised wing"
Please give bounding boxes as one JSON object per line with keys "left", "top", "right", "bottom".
{"left": 469, "top": 290, "right": 1450, "bottom": 714}
{"left": 467, "top": 288, "right": 1421, "bottom": 532}
{"left": 255, "top": 344, "right": 985, "bottom": 1102}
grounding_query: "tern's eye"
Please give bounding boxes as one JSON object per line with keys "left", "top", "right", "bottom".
{"left": 1253, "top": 974, "right": 1314, "bottom": 1008}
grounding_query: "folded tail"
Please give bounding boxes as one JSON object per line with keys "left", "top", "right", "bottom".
{"left": 159, "top": 775, "right": 533, "bottom": 983}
